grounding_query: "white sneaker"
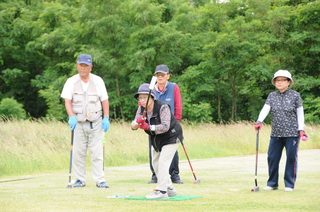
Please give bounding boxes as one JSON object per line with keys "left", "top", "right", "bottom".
{"left": 263, "top": 186, "right": 278, "bottom": 191}
{"left": 284, "top": 187, "right": 294, "bottom": 192}
{"left": 167, "top": 187, "right": 178, "bottom": 197}
{"left": 146, "top": 191, "right": 169, "bottom": 199}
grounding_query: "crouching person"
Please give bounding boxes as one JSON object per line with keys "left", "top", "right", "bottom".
{"left": 131, "top": 83, "right": 184, "bottom": 199}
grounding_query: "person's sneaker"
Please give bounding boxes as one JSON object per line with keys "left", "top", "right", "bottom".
{"left": 148, "top": 179, "right": 157, "bottom": 184}
{"left": 172, "top": 179, "right": 183, "bottom": 184}
{"left": 284, "top": 187, "right": 294, "bottom": 192}
{"left": 96, "top": 182, "right": 110, "bottom": 188}
{"left": 73, "top": 180, "right": 85, "bottom": 187}
{"left": 263, "top": 186, "right": 278, "bottom": 191}
{"left": 146, "top": 190, "right": 169, "bottom": 199}
{"left": 167, "top": 186, "right": 178, "bottom": 197}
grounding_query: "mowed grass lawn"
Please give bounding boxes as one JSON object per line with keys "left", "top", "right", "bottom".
{"left": 0, "top": 149, "right": 319, "bottom": 212}
{"left": 0, "top": 120, "right": 319, "bottom": 211}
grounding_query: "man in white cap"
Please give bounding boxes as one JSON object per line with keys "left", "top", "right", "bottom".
{"left": 61, "top": 54, "right": 110, "bottom": 188}
{"left": 254, "top": 70, "right": 308, "bottom": 192}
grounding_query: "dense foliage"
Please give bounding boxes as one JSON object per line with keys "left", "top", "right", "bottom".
{"left": 0, "top": 0, "right": 319, "bottom": 123}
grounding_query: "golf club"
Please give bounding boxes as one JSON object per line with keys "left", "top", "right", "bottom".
{"left": 251, "top": 130, "right": 260, "bottom": 192}
{"left": 180, "top": 140, "right": 201, "bottom": 184}
{"left": 102, "top": 133, "right": 106, "bottom": 171}
{"left": 143, "top": 76, "right": 157, "bottom": 118}
{"left": 67, "top": 130, "right": 74, "bottom": 188}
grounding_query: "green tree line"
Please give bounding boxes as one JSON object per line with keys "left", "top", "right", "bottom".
{"left": 0, "top": 0, "right": 319, "bottom": 123}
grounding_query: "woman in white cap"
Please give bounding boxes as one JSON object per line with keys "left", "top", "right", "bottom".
{"left": 131, "top": 83, "right": 183, "bottom": 199}
{"left": 254, "top": 70, "right": 308, "bottom": 192}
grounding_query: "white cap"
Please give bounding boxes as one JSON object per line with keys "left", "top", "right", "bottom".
{"left": 271, "top": 70, "right": 294, "bottom": 86}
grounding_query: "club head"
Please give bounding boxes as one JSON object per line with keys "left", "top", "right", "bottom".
{"left": 66, "top": 184, "right": 73, "bottom": 188}
{"left": 251, "top": 186, "right": 259, "bottom": 192}
{"left": 193, "top": 179, "right": 201, "bottom": 184}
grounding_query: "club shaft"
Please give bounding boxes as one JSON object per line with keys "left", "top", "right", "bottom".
{"left": 143, "top": 90, "right": 152, "bottom": 118}
{"left": 68, "top": 131, "right": 74, "bottom": 185}
{"left": 103, "top": 143, "right": 105, "bottom": 171}
{"left": 254, "top": 130, "right": 259, "bottom": 187}
{"left": 143, "top": 76, "right": 157, "bottom": 118}
{"left": 181, "top": 141, "right": 198, "bottom": 181}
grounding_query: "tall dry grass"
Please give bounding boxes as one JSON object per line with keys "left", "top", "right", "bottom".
{"left": 0, "top": 119, "right": 69, "bottom": 176}
{"left": 181, "top": 121, "right": 319, "bottom": 158}
{"left": 0, "top": 118, "right": 319, "bottom": 177}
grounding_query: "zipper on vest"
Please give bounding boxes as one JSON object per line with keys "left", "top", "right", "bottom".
{"left": 153, "top": 135, "right": 159, "bottom": 152}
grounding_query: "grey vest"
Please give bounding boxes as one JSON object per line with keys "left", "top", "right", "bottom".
{"left": 72, "top": 79, "right": 102, "bottom": 122}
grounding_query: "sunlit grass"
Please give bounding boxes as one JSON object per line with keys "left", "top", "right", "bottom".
{"left": 0, "top": 118, "right": 319, "bottom": 211}
{"left": 0, "top": 118, "right": 319, "bottom": 177}
{"left": 0, "top": 150, "right": 319, "bottom": 212}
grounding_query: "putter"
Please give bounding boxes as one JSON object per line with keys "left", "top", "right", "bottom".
{"left": 102, "top": 133, "right": 106, "bottom": 171}
{"left": 143, "top": 76, "right": 157, "bottom": 118}
{"left": 180, "top": 140, "right": 200, "bottom": 184}
{"left": 67, "top": 130, "right": 74, "bottom": 188}
{"left": 251, "top": 130, "right": 260, "bottom": 192}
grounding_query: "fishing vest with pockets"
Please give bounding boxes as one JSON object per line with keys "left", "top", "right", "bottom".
{"left": 141, "top": 100, "right": 183, "bottom": 152}
{"left": 72, "top": 78, "right": 102, "bottom": 122}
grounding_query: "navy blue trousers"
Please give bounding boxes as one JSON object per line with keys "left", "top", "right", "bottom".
{"left": 149, "top": 136, "right": 180, "bottom": 181}
{"left": 267, "top": 137, "right": 300, "bottom": 189}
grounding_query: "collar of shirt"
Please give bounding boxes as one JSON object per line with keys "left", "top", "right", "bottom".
{"left": 155, "top": 81, "right": 168, "bottom": 93}
{"left": 277, "top": 88, "right": 290, "bottom": 95}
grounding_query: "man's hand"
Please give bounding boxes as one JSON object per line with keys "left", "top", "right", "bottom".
{"left": 299, "top": 130, "right": 308, "bottom": 141}
{"left": 68, "top": 116, "right": 77, "bottom": 131}
{"left": 138, "top": 122, "right": 150, "bottom": 130}
{"left": 102, "top": 117, "right": 110, "bottom": 132}
{"left": 254, "top": 121, "right": 262, "bottom": 131}
{"left": 136, "top": 116, "right": 146, "bottom": 124}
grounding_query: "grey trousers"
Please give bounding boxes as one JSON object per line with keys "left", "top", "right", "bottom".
{"left": 73, "top": 119, "right": 105, "bottom": 184}
{"left": 152, "top": 142, "right": 178, "bottom": 191}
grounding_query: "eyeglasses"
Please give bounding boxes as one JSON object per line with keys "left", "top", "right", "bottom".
{"left": 275, "top": 78, "right": 288, "bottom": 83}
{"left": 154, "top": 73, "right": 166, "bottom": 77}
{"left": 137, "top": 96, "right": 148, "bottom": 101}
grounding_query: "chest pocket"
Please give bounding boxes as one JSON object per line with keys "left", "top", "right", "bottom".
{"left": 73, "top": 92, "right": 84, "bottom": 103}
{"left": 86, "top": 92, "right": 102, "bottom": 122}
{"left": 88, "top": 92, "right": 99, "bottom": 103}
{"left": 72, "top": 92, "right": 84, "bottom": 114}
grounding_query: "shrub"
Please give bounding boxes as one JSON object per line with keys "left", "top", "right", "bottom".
{"left": 0, "top": 98, "right": 26, "bottom": 119}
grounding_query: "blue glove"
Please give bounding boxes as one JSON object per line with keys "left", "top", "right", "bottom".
{"left": 68, "top": 116, "right": 77, "bottom": 131}
{"left": 102, "top": 117, "right": 110, "bottom": 132}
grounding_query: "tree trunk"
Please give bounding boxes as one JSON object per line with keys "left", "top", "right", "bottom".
{"left": 217, "top": 79, "right": 222, "bottom": 123}
{"left": 230, "top": 75, "right": 237, "bottom": 121}
{"left": 115, "top": 73, "right": 125, "bottom": 121}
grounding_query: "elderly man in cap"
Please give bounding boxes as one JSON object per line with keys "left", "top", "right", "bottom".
{"left": 147, "top": 64, "right": 184, "bottom": 184}
{"left": 61, "top": 54, "right": 110, "bottom": 188}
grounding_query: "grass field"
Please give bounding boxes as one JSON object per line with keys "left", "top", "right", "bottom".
{"left": 1, "top": 119, "right": 319, "bottom": 177}
{"left": 0, "top": 149, "right": 319, "bottom": 211}
{"left": 0, "top": 119, "right": 319, "bottom": 211}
